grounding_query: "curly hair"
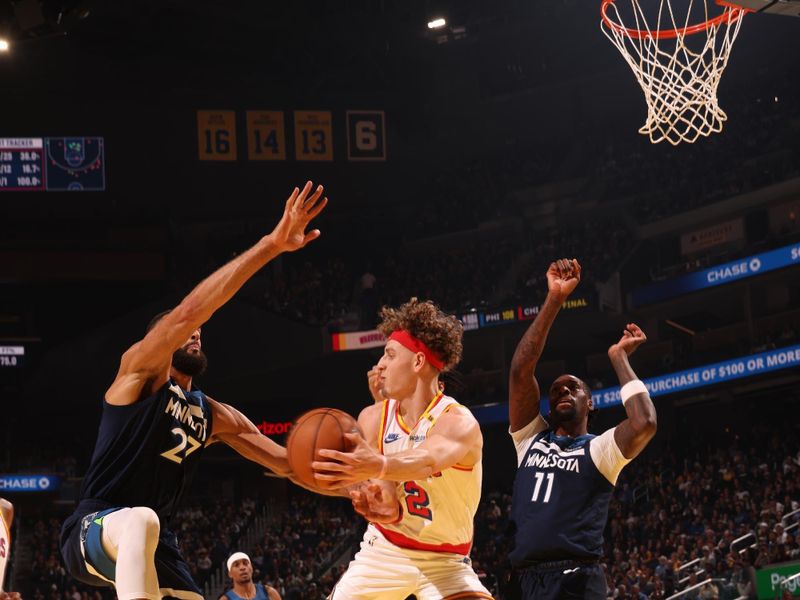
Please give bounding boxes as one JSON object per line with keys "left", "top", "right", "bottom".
{"left": 377, "top": 298, "right": 464, "bottom": 372}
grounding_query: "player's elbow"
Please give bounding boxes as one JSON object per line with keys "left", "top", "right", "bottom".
{"left": 634, "top": 413, "right": 657, "bottom": 439}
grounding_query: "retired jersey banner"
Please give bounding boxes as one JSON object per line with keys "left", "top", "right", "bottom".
{"left": 332, "top": 330, "right": 386, "bottom": 351}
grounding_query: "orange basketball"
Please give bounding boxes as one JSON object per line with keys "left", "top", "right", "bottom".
{"left": 286, "top": 408, "right": 362, "bottom": 490}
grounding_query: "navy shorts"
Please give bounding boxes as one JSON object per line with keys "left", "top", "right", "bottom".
{"left": 60, "top": 507, "right": 203, "bottom": 600}
{"left": 516, "top": 560, "right": 606, "bottom": 600}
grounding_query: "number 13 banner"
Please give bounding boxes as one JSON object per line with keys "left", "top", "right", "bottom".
{"left": 294, "top": 111, "right": 333, "bottom": 161}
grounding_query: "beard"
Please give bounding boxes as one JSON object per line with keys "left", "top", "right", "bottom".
{"left": 172, "top": 347, "right": 208, "bottom": 377}
{"left": 548, "top": 404, "right": 578, "bottom": 428}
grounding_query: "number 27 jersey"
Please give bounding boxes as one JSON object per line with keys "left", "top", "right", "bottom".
{"left": 374, "top": 392, "right": 481, "bottom": 555}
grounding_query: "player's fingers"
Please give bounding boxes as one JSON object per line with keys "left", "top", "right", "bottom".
{"left": 285, "top": 187, "right": 299, "bottom": 211}
{"left": 303, "top": 185, "right": 324, "bottom": 211}
{"left": 313, "top": 469, "right": 351, "bottom": 480}
{"left": 306, "top": 196, "right": 328, "bottom": 220}
{"left": 311, "top": 460, "right": 352, "bottom": 472}
{"left": 293, "top": 180, "right": 313, "bottom": 210}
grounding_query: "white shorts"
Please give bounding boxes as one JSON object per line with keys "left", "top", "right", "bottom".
{"left": 329, "top": 524, "right": 493, "bottom": 600}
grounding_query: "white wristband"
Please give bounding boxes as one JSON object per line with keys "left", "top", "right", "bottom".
{"left": 377, "top": 455, "right": 388, "bottom": 479}
{"left": 620, "top": 379, "right": 648, "bottom": 405}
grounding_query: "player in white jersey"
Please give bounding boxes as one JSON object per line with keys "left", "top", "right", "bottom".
{"left": 313, "top": 298, "right": 493, "bottom": 600}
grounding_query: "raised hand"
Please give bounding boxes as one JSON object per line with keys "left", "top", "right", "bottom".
{"left": 546, "top": 258, "right": 581, "bottom": 300}
{"left": 269, "top": 181, "right": 328, "bottom": 253}
{"left": 367, "top": 365, "right": 384, "bottom": 404}
{"left": 608, "top": 323, "right": 647, "bottom": 357}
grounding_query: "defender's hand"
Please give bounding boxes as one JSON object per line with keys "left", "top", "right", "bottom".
{"left": 546, "top": 258, "right": 581, "bottom": 300}
{"left": 608, "top": 323, "right": 647, "bottom": 357}
{"left": 268, "top": 181, "right": 328, "bottom": 253}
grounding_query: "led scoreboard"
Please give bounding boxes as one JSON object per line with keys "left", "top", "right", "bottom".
{"left": 0, "top": 137, "right": 106, "bottom": 191}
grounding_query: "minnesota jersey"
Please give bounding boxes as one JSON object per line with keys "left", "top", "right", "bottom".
{"left": 509, "top": 416, "right": 629, "bottom": 566}
{"left": 0, "top": 505, "right": 10, "bottom": 591}
{"left": 374, "top": 392, "right": 481, "bottom": 555}
{"left": 61, "top": 379, "right": 212, "bottom": 543}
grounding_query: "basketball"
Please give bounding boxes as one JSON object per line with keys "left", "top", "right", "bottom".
{"left": 286, "top": 408, "right": 362, "bottom": 489}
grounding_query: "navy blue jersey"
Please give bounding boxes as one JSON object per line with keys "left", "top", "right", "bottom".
{"left": 509, "top": 428, "right": 615, "bottom": 566}
{"left": 61, "top": 380, "right": 212, "bottom": 541}
{"left": 225, "top": 584, "right": 270, "bottom": 600}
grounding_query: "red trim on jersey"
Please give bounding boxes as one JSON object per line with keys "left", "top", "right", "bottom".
{"left": 388, "top": 330, "right": 445, "bottom": 371}
{"left": 451, "top": 464, "right": 474, "bottom": 472}
{"left": 442, "top": 593, "right": 494, "bottom": 600}
{"left": 374, "top": 523, "right": 472, "bottom": 555}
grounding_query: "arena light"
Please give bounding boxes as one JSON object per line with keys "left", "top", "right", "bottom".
{"left": 0, "top": 39, "right": 9, "bottom": 52}
{"left": 427, "top": 18, "right": 446, "bottom": 29}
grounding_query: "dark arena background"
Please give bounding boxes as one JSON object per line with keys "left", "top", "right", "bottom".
{"left": 1, "top": 1, "right": 799, "bottom": 599}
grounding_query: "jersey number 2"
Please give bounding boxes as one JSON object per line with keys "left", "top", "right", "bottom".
{"left": 403, "top": 481, "right": 433, "bottom": 520}
{"left": 161, "top": 428, "right": 202, "bottom": 465}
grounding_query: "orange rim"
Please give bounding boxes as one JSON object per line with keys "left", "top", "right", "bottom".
{"left": 601, "top": 0, "right": 749, "bottom": 39}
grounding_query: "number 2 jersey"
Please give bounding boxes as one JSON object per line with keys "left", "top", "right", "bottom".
{"left": 373, "top": 392, "right": 481, "bottom": 555}
{"left": 60, "top": 379, "right": 212, "bottom": 544}
{"left": 509, "top": 416, "right": 630, "bottom": 566}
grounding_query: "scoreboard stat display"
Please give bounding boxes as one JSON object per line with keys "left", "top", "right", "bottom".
{"left": 0, "top": 137, "right": 106, "bottom": 191}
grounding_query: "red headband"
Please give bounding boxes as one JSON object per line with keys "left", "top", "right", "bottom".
{"left": 388, "top": 330, "right": 445, "bottom": 371}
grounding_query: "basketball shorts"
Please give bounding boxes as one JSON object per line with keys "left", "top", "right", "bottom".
{"left": 516, "top": 560, "right": 606, "bottom": 600}
{"left": 60, "top": 507, "right": 203, "bottom": 600}
{"left": 329, "top": 524, "right": 493, "bottom": 600}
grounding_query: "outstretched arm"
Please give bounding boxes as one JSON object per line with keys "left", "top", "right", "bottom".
{"left": 207, "top": 398, "right": 292, "bottom": 476}
{"left": 608, "top": 324, "right": 657, "bottom": 459}
{"left": 106, "top": 182, "right": 328, "bottom": 406}
{"left": 509, "top": 259, "right": 580, "bottom": 432}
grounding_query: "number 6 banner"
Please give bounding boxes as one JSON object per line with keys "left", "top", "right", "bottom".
{"left": 347, "top": 110, "right": 386, "bottom": 161}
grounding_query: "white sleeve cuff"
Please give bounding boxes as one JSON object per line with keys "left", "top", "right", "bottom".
{"left": 589, "top": 427, "right": 631, "bottom": 485}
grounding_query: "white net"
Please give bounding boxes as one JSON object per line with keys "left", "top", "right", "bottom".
{"left": 601, "top": 0, "right": 747, "bottom": 145}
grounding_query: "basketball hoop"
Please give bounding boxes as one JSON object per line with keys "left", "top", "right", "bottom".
{"left": 601, "top": 0, "right": 750, "bottom": 145}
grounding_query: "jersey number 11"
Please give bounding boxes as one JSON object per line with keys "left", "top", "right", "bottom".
{"left": 531, "top": 472, "right": 554, "bottom": 503}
